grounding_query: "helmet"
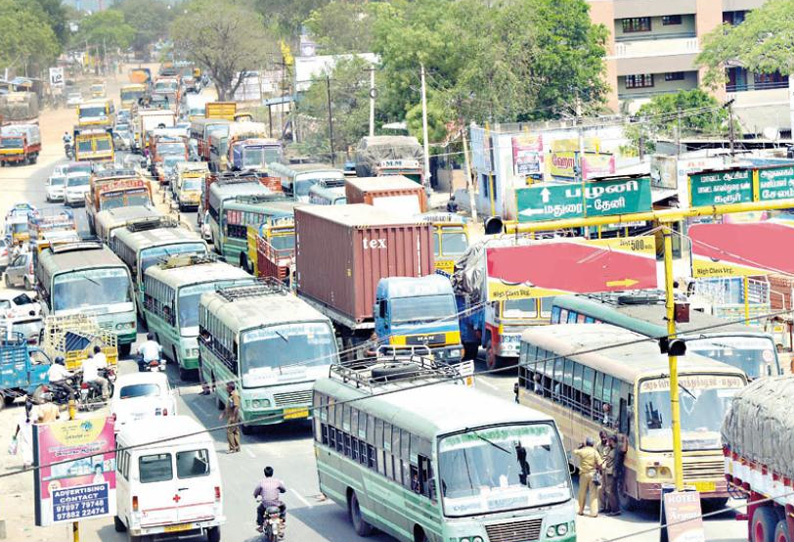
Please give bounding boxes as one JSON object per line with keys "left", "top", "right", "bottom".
{"left": 55, "top": 356, "right": 65, "bottom": 365}
{"left": 146, "top": 332, "right": 155, "bottom": 341}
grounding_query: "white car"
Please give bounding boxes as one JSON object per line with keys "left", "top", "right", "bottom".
{"left": 46, "top": 174, "right": 66, "bottom": 202}
{"left": 64, "top": 172, "right": 91, "bottom": 207}
{"left": 110, "top": 372, "right": 177, "bottom": 431}
{"left": 66, "top": 92, "right": 82, "bottom": 107}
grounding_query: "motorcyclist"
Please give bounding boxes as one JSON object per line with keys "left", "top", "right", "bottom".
{"left": 137, "top": 332, "right": 163, "bottom": 372}
{"left": 47, "top": 356, "right": 74, "bottom": 398}
{"left": 62, "top": 132, "right": 72, "bottom": 145}
{"left": 254, "top": 466, "right": 287, "bottom": 533}
{"left": 82, "top": 346, "right": 110, "bottom": 399}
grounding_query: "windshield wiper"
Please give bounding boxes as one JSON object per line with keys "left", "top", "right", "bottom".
{"left": 467, "top": 428, "right": 511, "bottom": 454}
{"left": 275, "top": 330, "right": 289, "bottom": 343}
{"left": 678, "top": 382, "right": 696, "bottom": 400}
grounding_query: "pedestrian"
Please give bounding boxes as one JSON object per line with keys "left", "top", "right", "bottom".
{"left": 602, "top": 435, "right": 621, "bottom": 516}
{"left": 36, "top": 398, "right": 60, "bottom": 424}
{"left": 219, "top": 382, "right": 241, "bottom": 453}
{"left": 573, "top": 437, "right": 602, "bottom": 517}
{"left": 596, "top": 430, "right": 609, "bottom": 511}
{"left": 14, "top": 399, "right": 36, "bottom": 468}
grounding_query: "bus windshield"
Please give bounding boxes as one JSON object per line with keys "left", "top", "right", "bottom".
{"left": 438, "top": 423, "right": 570, "bottom": 517}
{"left": 95, "top": 138, "right": 112, "bottom": 151}
{"left": 503, "top": 298, "right": 538, "bottom": 319}
{"left": 684, "top": 336, "right": 778, "bottom": 379}
{"left": 240, "top": 322, "right": 335, "bottom": 388}
{"left": 139, "top": 243, "right": 206, "bottom": 276}
{"left": 80, "top": 106, "right": 107, "bottom": 118}
{"left": 158, "top": 143, "right": 186, "bottom": 155}
{"left": 53, "top": 268, "right": 131, "bottom": 311}
{"left": 121, "top": 90, "right": 143, "bottom": 102}
{"left": 181, "top": 178, "right": 202, "bottom": 191}
{"left": 100, "top": 191, "right": 151, "bottom": 210}
{"left": 391, "top": 294, "right": 456, "bottom": 325}
{"left": 243, "top": 147, "right": 281, "bottom": 167}
{"left": 270, "top": 234, "right": 295, "bottom": 251}
{"left": 440, "top": 231, "right": 468, "bottom": 257}
{"left": 638, "top": 374, "right": 745, "bottom": 452}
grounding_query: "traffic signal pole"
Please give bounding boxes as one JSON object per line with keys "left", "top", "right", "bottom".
{"left": 504, "top": 196, "right": 794, "bottom": 492}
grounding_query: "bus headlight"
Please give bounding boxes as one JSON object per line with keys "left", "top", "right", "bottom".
{"left": 556, "top": 524, "right": 568, "bottom": 536}
{"left": 115, "top": 322, "right": 135, "bottom": 330}
{"left": 546, "top": 523, "right": 569, "bottom": 538}
{"left": 547, "top": 527, "right": 557, "bottom": 538}
{"left": 647, "top": 467, "right": 658, "bottom": 478}
{"left": 472, "top": 537, "right": 483, "bottom": 542}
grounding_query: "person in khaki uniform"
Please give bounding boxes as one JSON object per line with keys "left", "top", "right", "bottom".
{"left": 36, "top": 400, "right": 61, "bottom": 423}
{"left": 596, "top": 431, "right": 609, "bottom": 509}
{"left": 573, "top": 437, "right": 602, "bottom": 517}
{"left": 219, "top": 382, "right": 241, "bottom": 453}
{"left": 601, "top": 435, "right": 620, "bottom": 516}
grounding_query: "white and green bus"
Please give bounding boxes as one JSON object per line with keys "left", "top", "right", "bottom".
{"left": 110, "top": 218, "right": 208, "bottom": 315}
{"left": 313, "top": 361, "right": 575, "bottom": 542}
{"left": 143, "top": 255, "right": 252, "bottom": 380}
{"left": 35, "top": 241, "right": 137, "bottom": 355}
{"left": 206, "top": 176, "right": 271, "bottom": 249}
{"left": 198, "top": 281, "right": 337, "bottom": 433}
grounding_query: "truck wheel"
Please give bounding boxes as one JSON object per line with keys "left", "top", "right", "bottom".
{"left": 241, "top": 424, "right": 253, "bottom": 435}
{"left": 485, "top": 341, "right": 502, "bottom": 371}
{"left": 752, "top": 507, "right": 778, "bottom": 542}
{"left": 619, "top": 486, "right": 639, "bottom": 511}
{"left": 119, "top": 343, "right": 131, "bottom": 357}
{"left": 114, "top": 515, "right": 127, "bottom": 532}
{"left": 206, "top": 526, "right": 221, "bottom": 542}
{"left": 348, "top": 490, "right": 373, "bottom": 537}
{"left": 775, "top": 520, "right": 790, "bottom": 542}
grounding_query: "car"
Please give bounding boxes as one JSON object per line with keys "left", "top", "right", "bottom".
{"left": 63, "top": 172, "right": 91, "bottom": 207}
{"left": 4, "top": 251, "right": 34, "bottom": 290}
{"left": 66, "top": 92, "right": 82, "bottom": 107}
{"left": 45, "top": 174, "right": 66, "bottom": 202}
{"left": 110, "top": 372, "right": 177, "bottom": 432}
{"left": 0, "top": 238, "right": 9, "bottom": 272}
{"left": 0, "top": 291, "right": 40, "bottom": 319}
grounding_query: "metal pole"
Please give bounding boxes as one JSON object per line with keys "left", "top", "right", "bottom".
{"left": 368, "top": 67, "right": 375, "bottom": 137}
{"left": 728, "top": 100, "right": 736, "bottom": 160}
{"left": 69, "top": 399, "right": 79, "bottom": 542}
{"left": 663, "top": 228, "right": 684, "bottom": 491}
{"left": 420, "top": 63, "right": 431, "bottom": 188}
{"left": 485, "top": 122, "right": 495, "bottom": 216}
{"left": 744, "top": 276, "right": 751, "bottom": 325}
{"left": 325, "top": 76, "right": 335, "bottom": 166}
{"left": 462, "top": 127, "right": 477, "bottom": 222}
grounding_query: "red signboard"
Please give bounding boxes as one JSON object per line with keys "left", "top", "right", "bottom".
{"left": 485, "top": 239, "right": 658, "bottom": 301}
{"left": 689, "top": 222, "right": 794, "bottom": 277}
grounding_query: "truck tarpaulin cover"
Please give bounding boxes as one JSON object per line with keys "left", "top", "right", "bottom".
{"left": 451, "top": 236, "right": 533, "bottom": 304}
{"left": 0, "top": 92, "right": 39, "bottom": 121}
{"left": 355, "top": 135, "right": 424, "bottom": 177}
{"left": 722, "top": 376, "right": 794, "bottom": 478}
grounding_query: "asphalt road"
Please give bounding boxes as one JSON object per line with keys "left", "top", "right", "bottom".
{"left": 0, "top": 135, "right": 749, "bottom": 542}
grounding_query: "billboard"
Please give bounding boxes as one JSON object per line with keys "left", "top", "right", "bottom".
{"left": 511, "top": 134, "right": 543, "bottom": 176}
{"left": 582, "top": 152, "right": 616, "bottom": 180}
{"left": 34, "top": 417, "right": 116, "bottom": 526}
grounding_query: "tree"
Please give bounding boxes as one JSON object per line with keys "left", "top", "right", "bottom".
{"left": 304, "top": 1, "right": 377, "bottom": 54}
{"left": 697, "top": 0, "right": 794, "bottom": 86}
{"left": 0, "top": 0, "right": 60, "bottom": 75}
{"left": 117, "top": 0, "right": 174, "bottom": 55}
{"left": 172, "top": 0, "right": 273, "bottom": 101}
{"left": 625, "top": 89, "right": 732, "bottom": 154}
{"left": 28, "top": 0, "right": 70, "bottom": 48}
{"left": 76, "top": 9, "right": 135, "bottom": 53}
{"left": 255, "top": 0, "right": 328, "bottom": 40}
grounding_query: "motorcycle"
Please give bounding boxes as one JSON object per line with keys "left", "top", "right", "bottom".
{"left": 33, "top": 377, "right": 78, "bottom": 406}
{"left": 78, "top": 367, "right": 116, "bottom": 410}
{"left": 63, "top": 142, "right": 74, "bottom": 159}
{"left": 138, "top": 355, "right": 166, "bottom": 373}
{"left": 258, "top": 500, "right": 285, "bottom": 541}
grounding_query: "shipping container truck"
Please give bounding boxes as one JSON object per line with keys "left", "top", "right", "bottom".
{"left": 295, "top": 204, "right": 435, "bottom": 359}
{"left": 354, "top": 135, "right": 425, "bottom": 183}
{"left": 345, "top": 175, "right": 428, "bottom": 214}
{"left": 723, "top": 377, "right": 794, "bottom": 542}
{"left": 134, "top": 108, "right": 176, "bottom": 152}
{"left": 0, "top": 123, "right": 41, "bottom": 166}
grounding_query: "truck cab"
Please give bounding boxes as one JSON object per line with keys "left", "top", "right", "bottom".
{"left": 374, "top": 275, "right": 468, "bottom": 373}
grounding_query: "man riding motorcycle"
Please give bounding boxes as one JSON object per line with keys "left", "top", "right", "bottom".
{"left": 254, "top": 466, "right": 287, "bottom": 534}
{"left": 137, "top": 332, "right": 163, "bottom": 372}
{"left": 47, "top": 356, "right": 74, "bottom": 398}
{"left": 82, "top": 346, "right": 110, "bottom": 399}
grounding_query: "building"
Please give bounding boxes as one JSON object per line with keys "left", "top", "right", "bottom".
{"left": 589, "top": 0, "right": 791, "bottom": 135}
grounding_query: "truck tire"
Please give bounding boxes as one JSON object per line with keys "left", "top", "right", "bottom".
{"left": 206, "top": 526, "right": 221, "bottom": 542}
{"left": 485, "top": 341, "right": 503, "bottom": 371}
{"left": 114, "top": 515, "right": 127, "bottom": 532}
{"left": 753, "top": 507, "right": 778, "bottom": 542}
{"left": 775, "top": 520, "right": 790, "bottom": 542}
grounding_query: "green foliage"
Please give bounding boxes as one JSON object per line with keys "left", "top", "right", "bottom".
{"left": 172, "top": 0, "right": 274, "bottom": 100}
{"left": 698, "top": 0, "right": 794, "bottom": 86}
{"left": 305, "top": 1, "right": 378, "bottom": 54}
{"left": 117, "top": 0, "right": 175, "bottom": 54}
{"left": 76, "top": 9, "right": 136, "bottom": 52}
{"left": 624, "top": 89, "right": 732, "bottom": 154}
{"left": 28, "top": 0, "right": 70, "bottom": 47}
{"left": 0, "top": 0, "right": 60, "bottom": 74}
{"left": 255, "top": 0, "right": 328, "bottom": 40}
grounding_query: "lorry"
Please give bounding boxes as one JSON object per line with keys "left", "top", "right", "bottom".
{"left": 354, "top": 135, "right": 425, "bottom": 183}
{"left": 0, "top": 92, "right": 39, "bottom": 124}
{"left": 76, "top": 99, "right": 114, "bottom": 129}
{"left": 128, "top": 67, "right": 151, "bottom": 85}
{"left": 86, "top": 170, "right": 152, "bottom": 235}
{"left": 0, "top": 331, "right": 50, "bottom": 409}
{"left": 209, "top": 120, "right": 268, "bottom": 172}
{"left": 723, "top": 377, "right": 794, "bottom": 542}
{"left": 295, "top": 204, "right": 435, "bottom": 360}
{"left": 28, "top": 209, "right": 77, "bottom": 249}
{"left": 0, "top": 123, "right": 41, "bottom": 166}
{"left": 133, "top": 108, "right": 176, "bottom": 153}
{"left": 345, "top": 175, "right": 428, "bottom": 214}
{"left": 73, "top": 127, "right": 114, "bottom": 163}
{"left": 374, "top": 274, "right": 470, "bottom": 380}
{"left": 120, "top": 83, "right": 147, "bottom": 109}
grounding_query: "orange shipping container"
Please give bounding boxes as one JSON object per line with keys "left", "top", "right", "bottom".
{"left": 345, "top": 175, "right": 428, "bottom": 214}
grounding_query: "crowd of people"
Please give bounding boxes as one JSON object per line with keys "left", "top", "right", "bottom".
{"left": 573, "top": 430, "right": 626, "bottom": 518}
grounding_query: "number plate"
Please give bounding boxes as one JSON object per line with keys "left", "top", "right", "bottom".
{"left": 164, "top": 523, "right": 192, "bottom": 533}
{"left": 283, "top": 407, "right": 309, "bottom": 420}
{"left": 693, "top": 481, "right": 716, "bottom": 493}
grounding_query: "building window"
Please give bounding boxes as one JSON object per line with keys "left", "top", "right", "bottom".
{"left": 662, "top": 15, "right": 682, "bottom": 25}
{"left": 722, "top": 10, "right": 747, "bottom": 26}
{"left": 665, "top": 72, "right": 685, "bottom": 81}
{"left": 625, "top": 74, "right": 654, "bottom": 89}
{"left": 622, "top": 17, "right": 651, "bottom": 33}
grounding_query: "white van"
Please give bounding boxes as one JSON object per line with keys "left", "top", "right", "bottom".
{"left": 114, "top": 416, "right": 224, "bottom": 542}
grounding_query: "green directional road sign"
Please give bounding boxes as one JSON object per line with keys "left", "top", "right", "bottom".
{"left": 516, "top": 177, "right": 653, "bottom": 223}
{"left": 689, "top": 168, "right": 753, "bottom": 207}
{"left": 757, "top": 165, "right": 794, "bottom": 201}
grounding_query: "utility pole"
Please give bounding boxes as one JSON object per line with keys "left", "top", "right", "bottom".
{"left": 326, "top": 75, "right": 335, "bottom": 166}
{"left": 420, "top": 63, "right": 431, "bottom": 189}
{"left": 69, "top": 399, "right": 79, "bottom": 542}
{"left": 726, "top": 99, "right": 736, "bottom": 160}
{"left": 462, "top": 126, "right": 477, "bottom": 222}
{"left": 368, "top": 66, "right": 376, "bottom": 137}
{"left": 576, "top": 95, "right": 586, "bottom": 183}
{"left": 676, "top": 108, "right": 682, "bottom": 157}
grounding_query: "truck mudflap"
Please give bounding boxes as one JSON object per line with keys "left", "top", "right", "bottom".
{"left": 456, "top": 359, "right": 475, "bottom": 387}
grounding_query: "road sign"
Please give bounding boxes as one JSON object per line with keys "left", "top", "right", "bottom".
{"left": 48, "top": 67, "right": 64, "bottom": 88}
{"left": 689, "top": 221, "right": 794, "bottom": 278}
{"left": 516, "top": 177, "right": 652, "bottom": 223}
{"left": 757, "top": 166, "right": 794, "bottom": 201}
{"left": 485, "top": 238, "right": 658, "bottom": 301}
{"left": 689, "top": 168, "right": 752, "bottom": 207}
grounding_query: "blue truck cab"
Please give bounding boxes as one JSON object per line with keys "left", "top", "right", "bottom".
{"left": 0, "top": 332, "right": 51, "bottom": 407}
{"left": 374, "top": 275, "right": 474, "bottom": 383}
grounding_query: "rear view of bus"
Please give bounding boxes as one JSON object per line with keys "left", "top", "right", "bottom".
{"left": 313, "top": 358, "right": 575, "bottom": 542}
{"left": 198, "top": 280, "right": 337, "bottom": 433}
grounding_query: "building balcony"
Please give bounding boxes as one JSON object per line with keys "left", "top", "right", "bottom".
{"left": 613, "top": 0, "right": 697, "bottom": 18}
{"left": 726, "top": 80, "right": 789, "bottom": 93}
{"left": 613, "top": 36, "right": 698, "bottom": 58}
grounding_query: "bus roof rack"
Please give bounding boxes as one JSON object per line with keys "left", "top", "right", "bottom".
{"left": 587, "top": 290, "right": 665, "bottom": 306}
{"left": 159, "top": 253, "right": 217, "bottom": 269}
{"left": 330, "top": 346, "right": 461, "bottom": 393}
{"left": 213, "top": 171, "right": 260, "bottom": 186}
{"left": 233, "top": 193, "right": 287, "bottom": 205}
{"left": 125, "top": 216, "right": 181, "bottom": 233}
{"left": 215, "top": 278, "right": 289, "bottom": 301}
{"left": 93, "top": 168, "right": 138, "bottom": 180}
{"left": 50, "top": 241, "right": 102, "bottom": 254}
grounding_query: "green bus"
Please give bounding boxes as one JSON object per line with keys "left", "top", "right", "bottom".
{"left": 217, "top": 195, "right": 294, "bottom": 270}
{"left": 110, "top": 218, "right": 208, "bottom": 316}
{"left": 206, "top": 177, "right": 271, "bottom": 251}
{"left": 198, "top": 281, "right": 337, "bottom": 433}
{"left": 35, "top": 241, "right": 137, "bottom": 355}
{"left": 313, "top": 360, "right": 575, "bottom": 542}
{"left": 142, "top": 255, "right": 253, "bottom": 380}
{"left": 550, "top": 292, "right": 781, "bottom": 379}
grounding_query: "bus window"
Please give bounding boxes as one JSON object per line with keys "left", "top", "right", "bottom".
{"left": 432, "top": 234, "right": 440, "bottom": 257}
{"left": 577, "top": 314, "right": 586, "bottom": 323}
{"left": 440, "top": 231, "right": 468, "bottom": 257}
{"left": 503, "top": 298, "right": 537, "bottom": 319}
{"left": 551, "top": 306, "right": 561, "bottom": 323}
{"left": 540, "top": 297, "right": 553, "bottom": 317}
{"left": 567, "top": 311, "right": 577, "bottom": 324}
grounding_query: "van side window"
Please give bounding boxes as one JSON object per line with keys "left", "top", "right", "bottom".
{"left": 176, "top": 449, "right": 210, "bottom": 478}
{"left": 139, "top": 453, "right": 173, "bottom": 483}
